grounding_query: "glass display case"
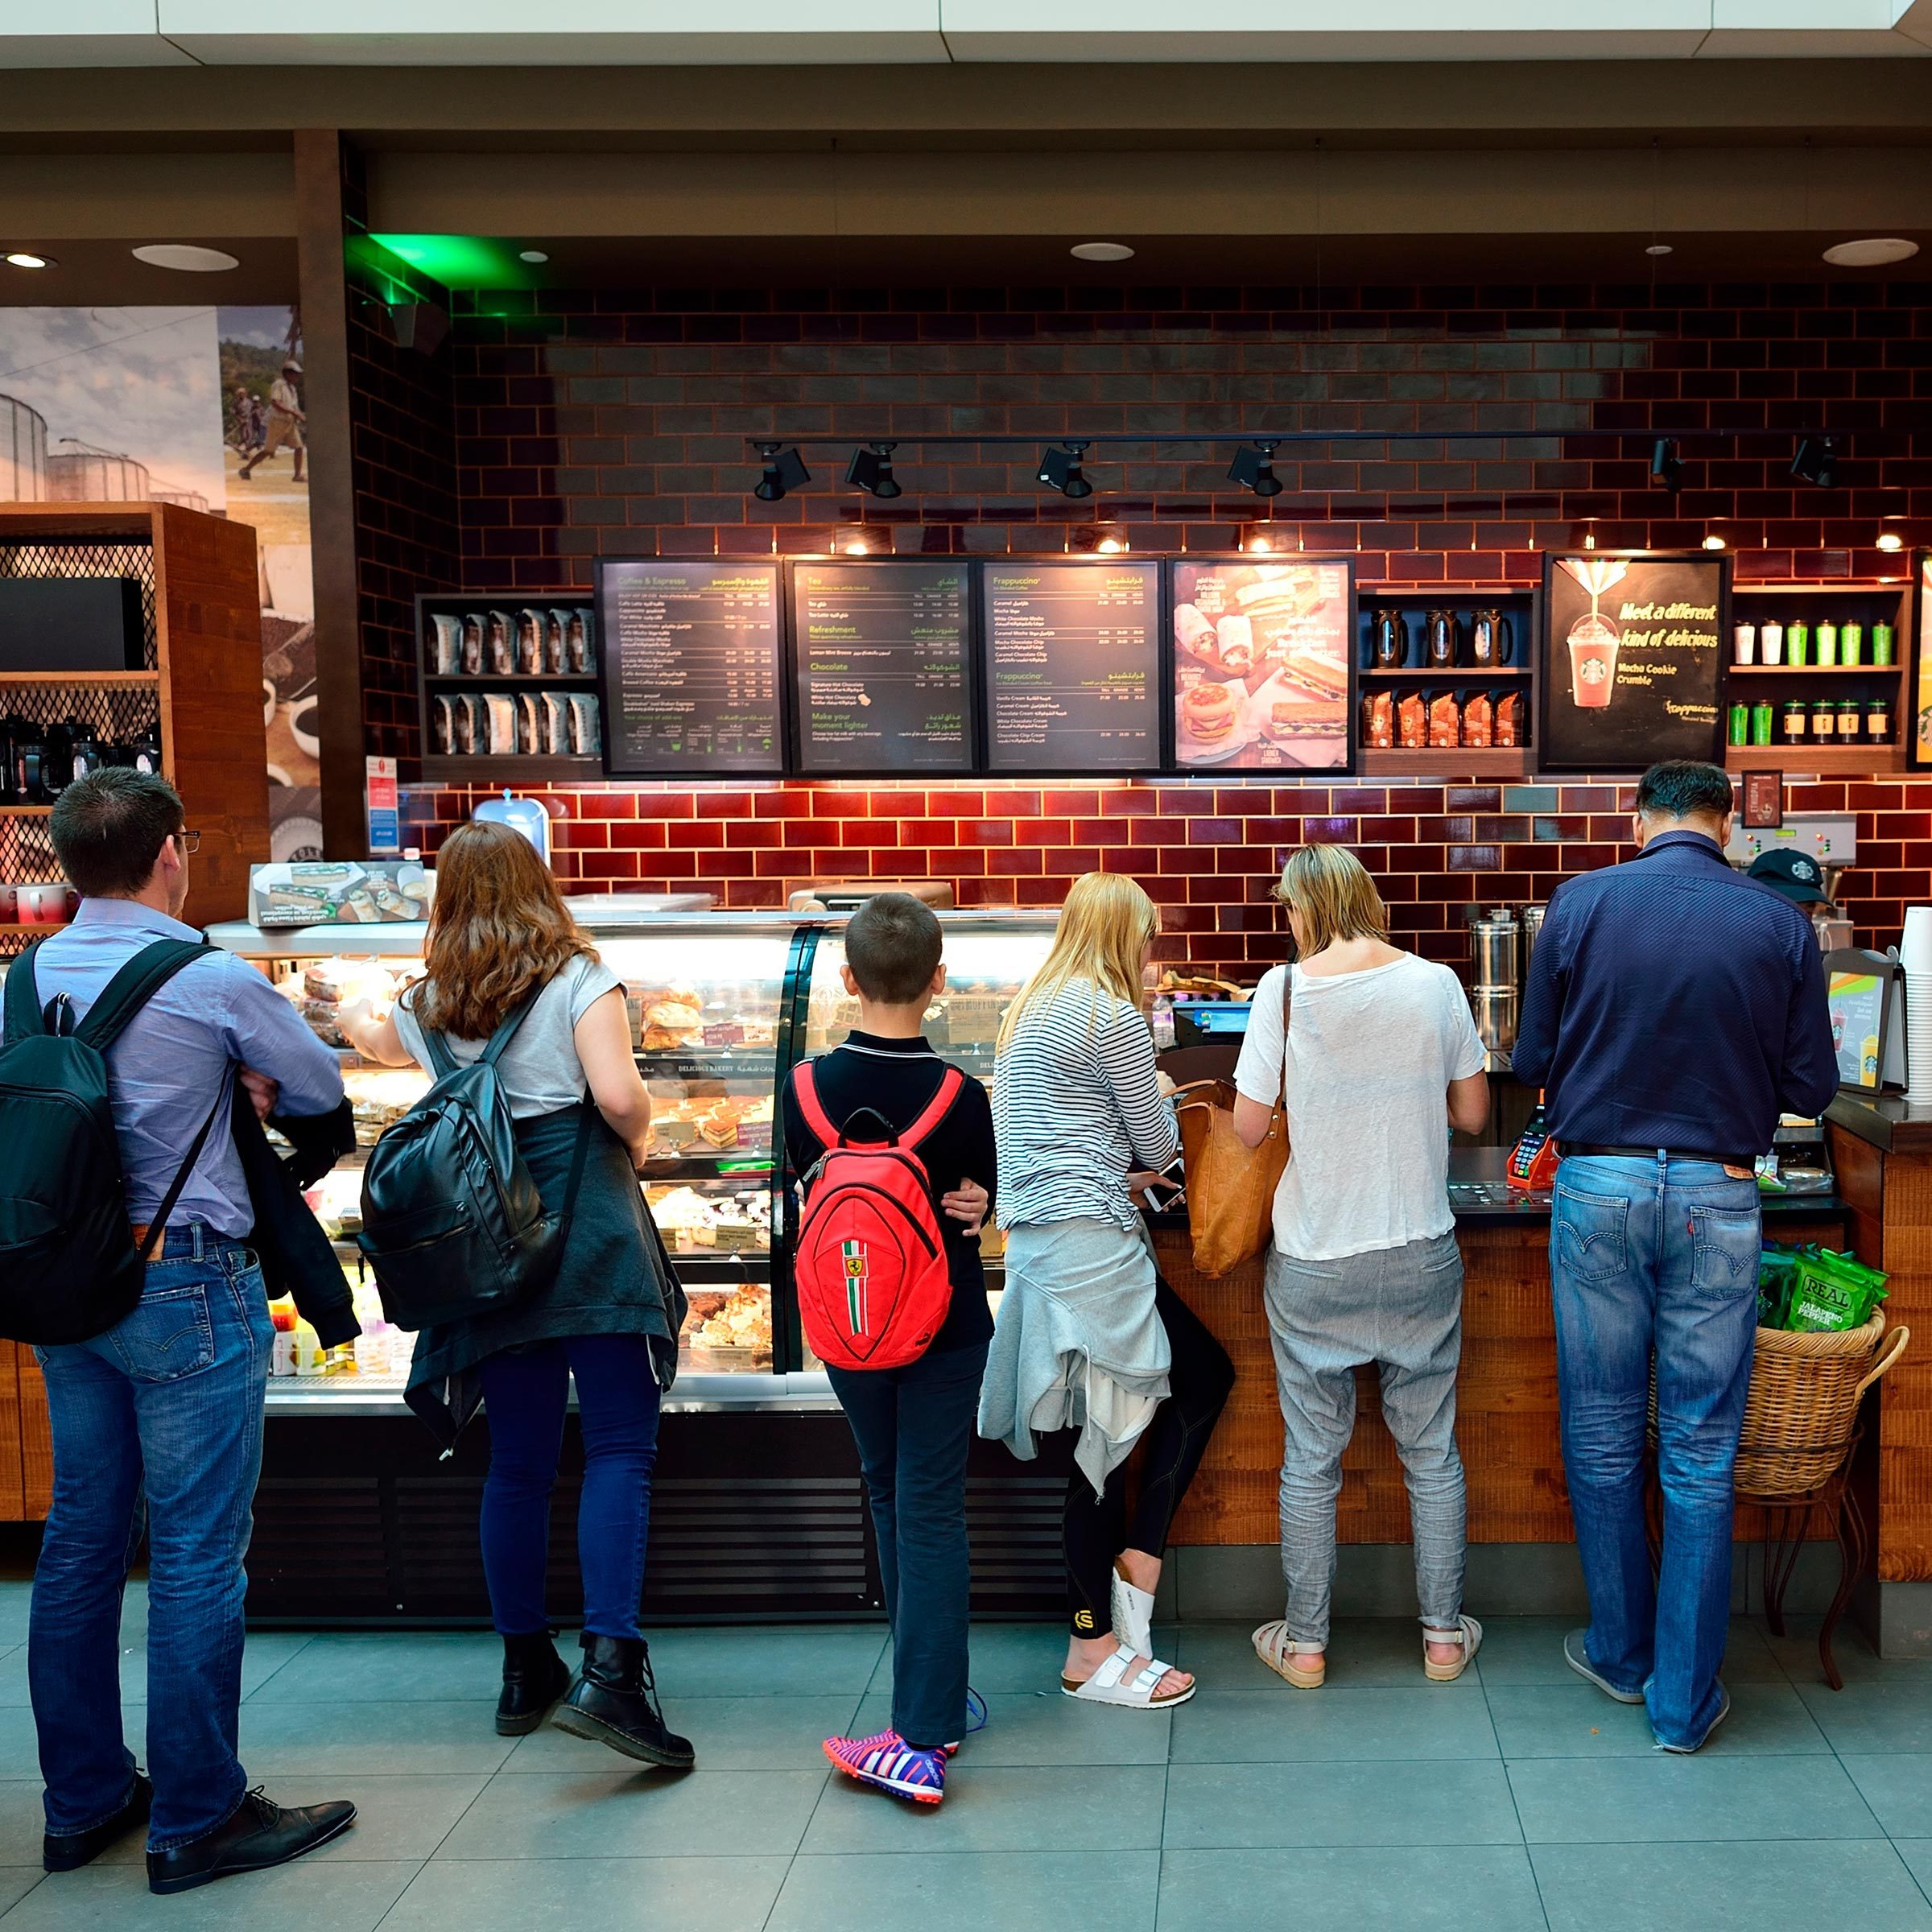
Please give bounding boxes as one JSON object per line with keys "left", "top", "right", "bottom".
{"left": 204, "top": 903, "right": 1060, "bottom": 1414}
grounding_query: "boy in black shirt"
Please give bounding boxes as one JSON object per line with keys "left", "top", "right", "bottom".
{"left": 782, "top": 894, "right": 996, "bottom": 1806}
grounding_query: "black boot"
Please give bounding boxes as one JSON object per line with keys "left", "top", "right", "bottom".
{"left": 551, "top": 1633, "right": 695, "bottom": 1769}
{"left": 497, "top": 1631, "right": 572, "bottom": 1736}
{"left": 147, "top": 1790, "right": 356, "bottom": 1896}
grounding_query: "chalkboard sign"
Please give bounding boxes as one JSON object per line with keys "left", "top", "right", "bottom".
{"left": 1538, "top": 550, "right": 1728, "bottom": 772}
{"left": 1170, "top": 557, "right": 1355, "bottom": 774}
{"left": 788, "top": 560, "right": 975, "bottom": 776}
{"left": 980, "top": 561, "right": 1161, "bottom": 774}
{"left": 596, "top": 559, "right": 784, "bottom": 776}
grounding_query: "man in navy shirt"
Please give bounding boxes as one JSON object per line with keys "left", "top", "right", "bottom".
{"left": 1515, "top": 761, "right": 1836, "bottom": 1753}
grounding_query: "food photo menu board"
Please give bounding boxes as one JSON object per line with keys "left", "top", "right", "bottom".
{"left": 1538, "top": 549, "right": 1728, "bottom": 772}
{"left": 596, "top": 559, "right": 785, "bottom": 775}
{"left": 980, "top": 561, "right": 1161, "bottom": 774}
{"left": 1171, "top": 558, "right": 1355, "bottom": 773}
{"left": 1911, "top": 548, "right": 1932, "bottom": 770}
{"left": 789, "top": 560, "right": 975, "bottom": 776}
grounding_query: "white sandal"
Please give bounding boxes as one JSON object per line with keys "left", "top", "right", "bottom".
{"left": 1252, "top": 1619, "right": 1325, "bottom": 1689}
{"left": 1111, "top": 1562, "right": 1156, "bottom": 1660}
{"left": 1423, "top": 1614, "right": 1483, "bottom": 1682}
{"left": 1061, "top": 1643, "right": 1195, "bottom": 1709}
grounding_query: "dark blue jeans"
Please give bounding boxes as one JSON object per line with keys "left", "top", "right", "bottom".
{"left": 31, "top": 1228, "right": 272, "bottom": 1852}
{"left": 478, "top": 1335, "right": 663, "bottom": 1641}
{"left": 1550, "top": 1154, "right": 1761, "bottom": 1750}
{"left": 828, "top": 1340, "right": 989, "bottom": 1751}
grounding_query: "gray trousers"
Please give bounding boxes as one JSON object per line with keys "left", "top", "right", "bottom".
{"left": 1264, "top": 1231, "right": 1468, "bottom": 1645}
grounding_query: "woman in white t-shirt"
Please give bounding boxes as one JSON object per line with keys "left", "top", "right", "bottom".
{"left": 1231, "top": 844, "right": 1491, "bottom": 1690}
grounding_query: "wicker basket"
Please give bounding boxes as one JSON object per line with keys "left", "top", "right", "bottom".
{"left": 1734, "top": 1315, "right": 1908, "bottom": 1496}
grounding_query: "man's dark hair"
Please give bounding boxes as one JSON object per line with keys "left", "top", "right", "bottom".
{"left": 50, "top": 768, "right": 185, "bottom": 899}
{"left": 844, "top": 892, "right": 944, "bottom": 1006}
{"left": 1636, "top": 760, "right": 1735, "bottom": 824}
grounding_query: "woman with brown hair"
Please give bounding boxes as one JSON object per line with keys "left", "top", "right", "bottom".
{"left": 339, "top": 821, "right": 690, "bottom": 1765}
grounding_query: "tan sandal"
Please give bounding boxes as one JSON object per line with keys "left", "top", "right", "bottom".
{"left": 1423, "top": 1614, "right": 1483, "bottom": 1683}
{"left": 1252, "top": 1619, "right": 1325, "bottom": 1689}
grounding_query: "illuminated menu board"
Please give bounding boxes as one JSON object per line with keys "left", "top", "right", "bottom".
{"left": 790, "top": 561, "right": 975, "bottom": 775}
{"left": 597, "top": 559, "right": 784, "bottom": 774}
{"left": 980, "top": 561, "right": 1160, "bottom": 773}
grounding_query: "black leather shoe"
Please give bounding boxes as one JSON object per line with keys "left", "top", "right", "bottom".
{"left": 551, "top": 1633, "right": 695, "bottom": 1769}
{"left": 43, "top": 1772, "right": 152, "bottom": 1872}
{"left": 147, "top": 1790, "right": 357, "bottom": 1896}
{"left": 497, "top": 1630, "right": 572, "bottom": 1736}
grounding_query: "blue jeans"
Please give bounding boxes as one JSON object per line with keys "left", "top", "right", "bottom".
{"left": 30, "top": 1229, "right": 273, "bottom": 1852}
{"left": 1550, "top": 1154, "right": 1761, "bottom": 1749}
{"left": 477, "top": 1335, "right": 663, "bottom": 1641}
{"left": 828, "top": 1340, "right": 988, "bottom": 1750}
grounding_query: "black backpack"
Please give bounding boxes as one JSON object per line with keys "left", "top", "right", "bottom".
{"left": 0, "top": 937, "right": 231, "bottom": 1344}
{"left": 355, "top": 989, "right": 592, "bottom": 1332}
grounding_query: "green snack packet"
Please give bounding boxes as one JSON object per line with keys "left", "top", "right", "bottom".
{"left": 1758, "top": 1245, "right": 1801, "bottom": 1329}
{"left": 1785, "top": 1247, "right": 1889, "bottom": 1333}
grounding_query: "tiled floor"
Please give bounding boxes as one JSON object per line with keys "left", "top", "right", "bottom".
{"left": 3, "top": 1587, "right": 1932, "bottom": 1929}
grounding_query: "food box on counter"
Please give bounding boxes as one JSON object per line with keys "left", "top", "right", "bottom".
{"left": 249, "top": 861, "right": 432, "bottom": 928}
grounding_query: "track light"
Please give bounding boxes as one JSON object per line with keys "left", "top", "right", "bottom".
{"left": 1791, "top": 437, "right": 1839, "bottom": 489}
{"left": 1877, "top": 530, "right": 1905, "bottom": 553}
{"left": 845, "top": 443, "right": 901, "bottom": 500}
{"left": 1649, "top": 438, "right": 1685, "bottom": 493}
{"left": 754, "top": 444, "right": 810, "bottom": 502}
{"left": 1228, "top": 441, "right": 1284, "bottom": 498}
{"left": 1037, "top": 442, "right": 1092, "bottom": 499}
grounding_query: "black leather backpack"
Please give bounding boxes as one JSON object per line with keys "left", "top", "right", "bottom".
{"left": 355, "top": 990, "right": 591, "bottom": 1332}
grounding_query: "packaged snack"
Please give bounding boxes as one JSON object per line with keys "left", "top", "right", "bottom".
{"left": 460, "top": 613, "right": 485, "bottom": 675}
{"left": 485, "top": 610, "right": 515, "bottom": 675}
{"left": 431, "top": 695, "right": 455, "bottom": 755}
{"left": 485, "top": 693, "right": 517, "bottom": 755}
{"left": 572, "top": 607, "right": 595, "bottom": 675}
{"left": 568, "top": 692, "right": 602, "bottom": 756}
{"left": 1361, "top": 690, "right": 1394, "bottom": 749}
{"left": 515, "top": 692, "right": 540, "bottom": 753}
{"left": 543, "top": 691, "right": 571, "bottom": 754}
{"left": 1757, "top": 1244, "right": 1801, "bottom": 1328}
{"left": 452, "top": 691, "right": 477, "bottom": 754}
{"left": 544, "top": 609, "right": 568, "bottom": 675}
{"left": 430, "top": 613, "right": 460, "bottom": 676}
{"left": 1397, "top": 691, "right": 1426, "bottom": 749}
{"left": 1428, "top": 691, "right": 1460, "bottom": 749}
{"left": 1496, "top": 691, "right": 1523, "bottom": 749}
{"left": 516, "top": 609, "right": 545, "bottom": 676}
{"left": 1462, "top": 691, "right": 1492, "bottom": 748}
{"left": 1785, "top": 1246, "right": 1889, "bottom": 1332}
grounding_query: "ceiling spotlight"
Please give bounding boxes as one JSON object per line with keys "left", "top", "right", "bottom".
{"left": 1791, "top": 436, "right": 1839, "bottom": 489}
{"left": 1649, "top": 437, "right": 1685, "bottom": 493}
{"left": 1228, "top": 440, "right": 1285, "bottom": 499}
{"left": 1702, "top": 534, "right": 1727, "bottom": 551}
{"left": 1645, "top": 243, "right": 1674, "bottom": 258}
{"left": 1245, "top": 530, "right": 1274, "bottom": 554}
{"left": 1037, "top": 442, "right": 1092, "bottom": 499}
{"left": 1877, "top": 530, "right": 1905, "bottom": 553}
{"left": 845, "top": 442, "right": 902, "bottom": 500}
{"left": 1823, "top": 237, "right": 1919, "bottom": 268}
{"left": 1071, "top": 242, "right": 1134, "bottom": 262}
{"left": 518, "top": 249, "right": 549, "bottom": 264}
{"left": 753, "top": 444, "right": 811, "bottom": 502}
{"left": 2, "top": 251, "right": 53, "bottom": 270}
{"left": 131, "top": 244, "right": 239, "bottom": 273}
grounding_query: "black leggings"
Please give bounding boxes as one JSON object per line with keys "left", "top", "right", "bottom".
{"left": 1064, "top": 1273, "right": 1235, "bottom": 1637}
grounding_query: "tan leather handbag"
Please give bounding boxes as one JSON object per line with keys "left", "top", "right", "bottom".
{"left": 1173, "top": 971, "right": 1291, "bottom": 1278}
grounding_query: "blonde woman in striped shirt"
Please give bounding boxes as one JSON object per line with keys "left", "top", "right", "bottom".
{"left": 979, "top": 873, "right": 1233, "bottom": 1708}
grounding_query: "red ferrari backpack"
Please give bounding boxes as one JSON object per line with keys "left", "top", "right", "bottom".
{"left": 791, "top": 1060, "right": 965, "bottom": 1371}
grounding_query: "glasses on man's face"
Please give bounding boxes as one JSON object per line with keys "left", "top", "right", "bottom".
{"left": 173, "top": 830, "right": 202, "bottom": 856}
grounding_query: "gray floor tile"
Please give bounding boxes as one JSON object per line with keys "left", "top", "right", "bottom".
{"left": 1168, "top": 1684, "right": 1500, "bottom": 1763}
{"left": 1162, "top": 1758, "right": 1523, "bottom": 1848}
{"left": 0, "top": 1633, "right": 316, "bottom": 1711}
{"left": 1797, "top": 1677, "right": 1932, "bottom": 1752}
{"left": 800, "top": 1763, "right": 1166, "bottom": 1855}
{"left": 770, "top": 1850, "right": 1161, "bottom": 1932}
{"left": 1891, "top": 1841, "right": 1932, "bottom": 1898}
{"left": 244, "top": 1633, "right": 503, "bottom": 1706}
{"left": 0, "top": 1591, "right": 34, "bottom": 1652}
{"left": 502, "top": 1694, "right": 864, "bottom": 1771}
{"left": 848, "top": 1690, "right": 1170, "bottom": 1765}
{"left": 0, "top": 1712, "right": 44, "bottom": 1781}
{"left": 1534, "top": 1840, "right": 1932, "bottom": 1932}
{"left": 1762, "top": 1616, "right": 1932, "bottom": 1687}
{"left": 868, "top": 1622, "right": 1084, "bottom": 1697}
{"left": 1157, "top": 1845, "right": 1549, "bottom": 1932}
{"left": 0, "top": 1789, "right": 43, "bottom": 1870}
{"left": 235, "top": 1702, "right": 517, "bottom": 1777}
{"left": 643, "top": 1625, "right": 886, "bottom": 1697}
{"left": 435, "top": 1769, "right": 824, "bottom": 1860}
{"left": 1476, "top": 1614, "right": 1785, "bottom": 1686}
{"left": 1174, "top": 1616, "right": 1482, "bottom": 1689}
{"left": 374, "top": 1854, "right": 789, "bottom": 1932}
{"left": 1843, "top": 1759, "right": 1932, "bottom": 1839}
{"left": 1488, "top": 1680, "right": 1830, "bottom": 1757}
{"left": 1509, "top": 1752, "right": 1884, "bottom": 1843}
{"left": 0, "top": 1858, "right": 421, "bottom": 1932}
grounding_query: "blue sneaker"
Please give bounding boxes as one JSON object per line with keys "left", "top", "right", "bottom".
{"left": 824, "top": 1729, "right": 947, "bottom": 1804}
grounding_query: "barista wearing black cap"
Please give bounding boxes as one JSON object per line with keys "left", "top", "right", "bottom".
{"left": 1747, "top": 848, "right": 1829, "bottom": 907}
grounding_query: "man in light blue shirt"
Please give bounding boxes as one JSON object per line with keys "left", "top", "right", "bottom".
{"left": 23, "top": 770, "right": 357, "bottom": 1893}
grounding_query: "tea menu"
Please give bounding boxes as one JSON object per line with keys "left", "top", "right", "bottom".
{"left": 597, "top": 560, "right": 785, "bottom": 774}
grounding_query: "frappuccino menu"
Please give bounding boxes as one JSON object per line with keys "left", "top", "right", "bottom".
{"left": 1539, "top": 551, "right": 1728, "bottom": 771}
{"left": 597, "top": 560, "right": 784, "bottom": 774}
{"left": 981, "top": 562, "right": 1160, "bottom": 772}
{"left": 790, "top": 562, "right": 974, "bottom": 775}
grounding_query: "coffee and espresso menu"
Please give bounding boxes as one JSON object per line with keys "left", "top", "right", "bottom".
{"left": 1540, "top": 551, "right": 1726, "bottom": 770}
{"left": 980, "top": 562, "right": 1160, "bottom": 772}
{"left": 790, "top": 562, "right": 974, "bottom": 775}
{"left": 597, "top": 560, "right": 785, "bottom": 774}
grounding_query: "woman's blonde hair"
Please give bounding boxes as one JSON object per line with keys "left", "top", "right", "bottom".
{"left": 1274, "top": 844, "right": 1389, "bottom": 958}
{"left": 997, "top": 871, "right": 1159, "bottom": 1051}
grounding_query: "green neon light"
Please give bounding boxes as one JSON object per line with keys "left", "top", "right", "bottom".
{"left": 365, "top": 233, "right": 539, "bottom": 291}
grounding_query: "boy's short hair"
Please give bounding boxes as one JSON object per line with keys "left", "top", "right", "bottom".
{"left": 51, "top": 768, "right": 185, "bottom": 899}
{"left": 844, "top": 892, "right": 943, "bottom": 1006}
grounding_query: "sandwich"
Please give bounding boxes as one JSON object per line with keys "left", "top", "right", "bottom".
{"left": 1182, "top": 681, "right": 1241, "bottom": 743}
{"left": 1277, "top": 644, "right": 1347, "bottom": 703}
{"left": 1214, "top": 613, "right": 1255, "bottom": 674}
{"left": 1266, "top": 687, "right": 1340, "bottom": 739}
